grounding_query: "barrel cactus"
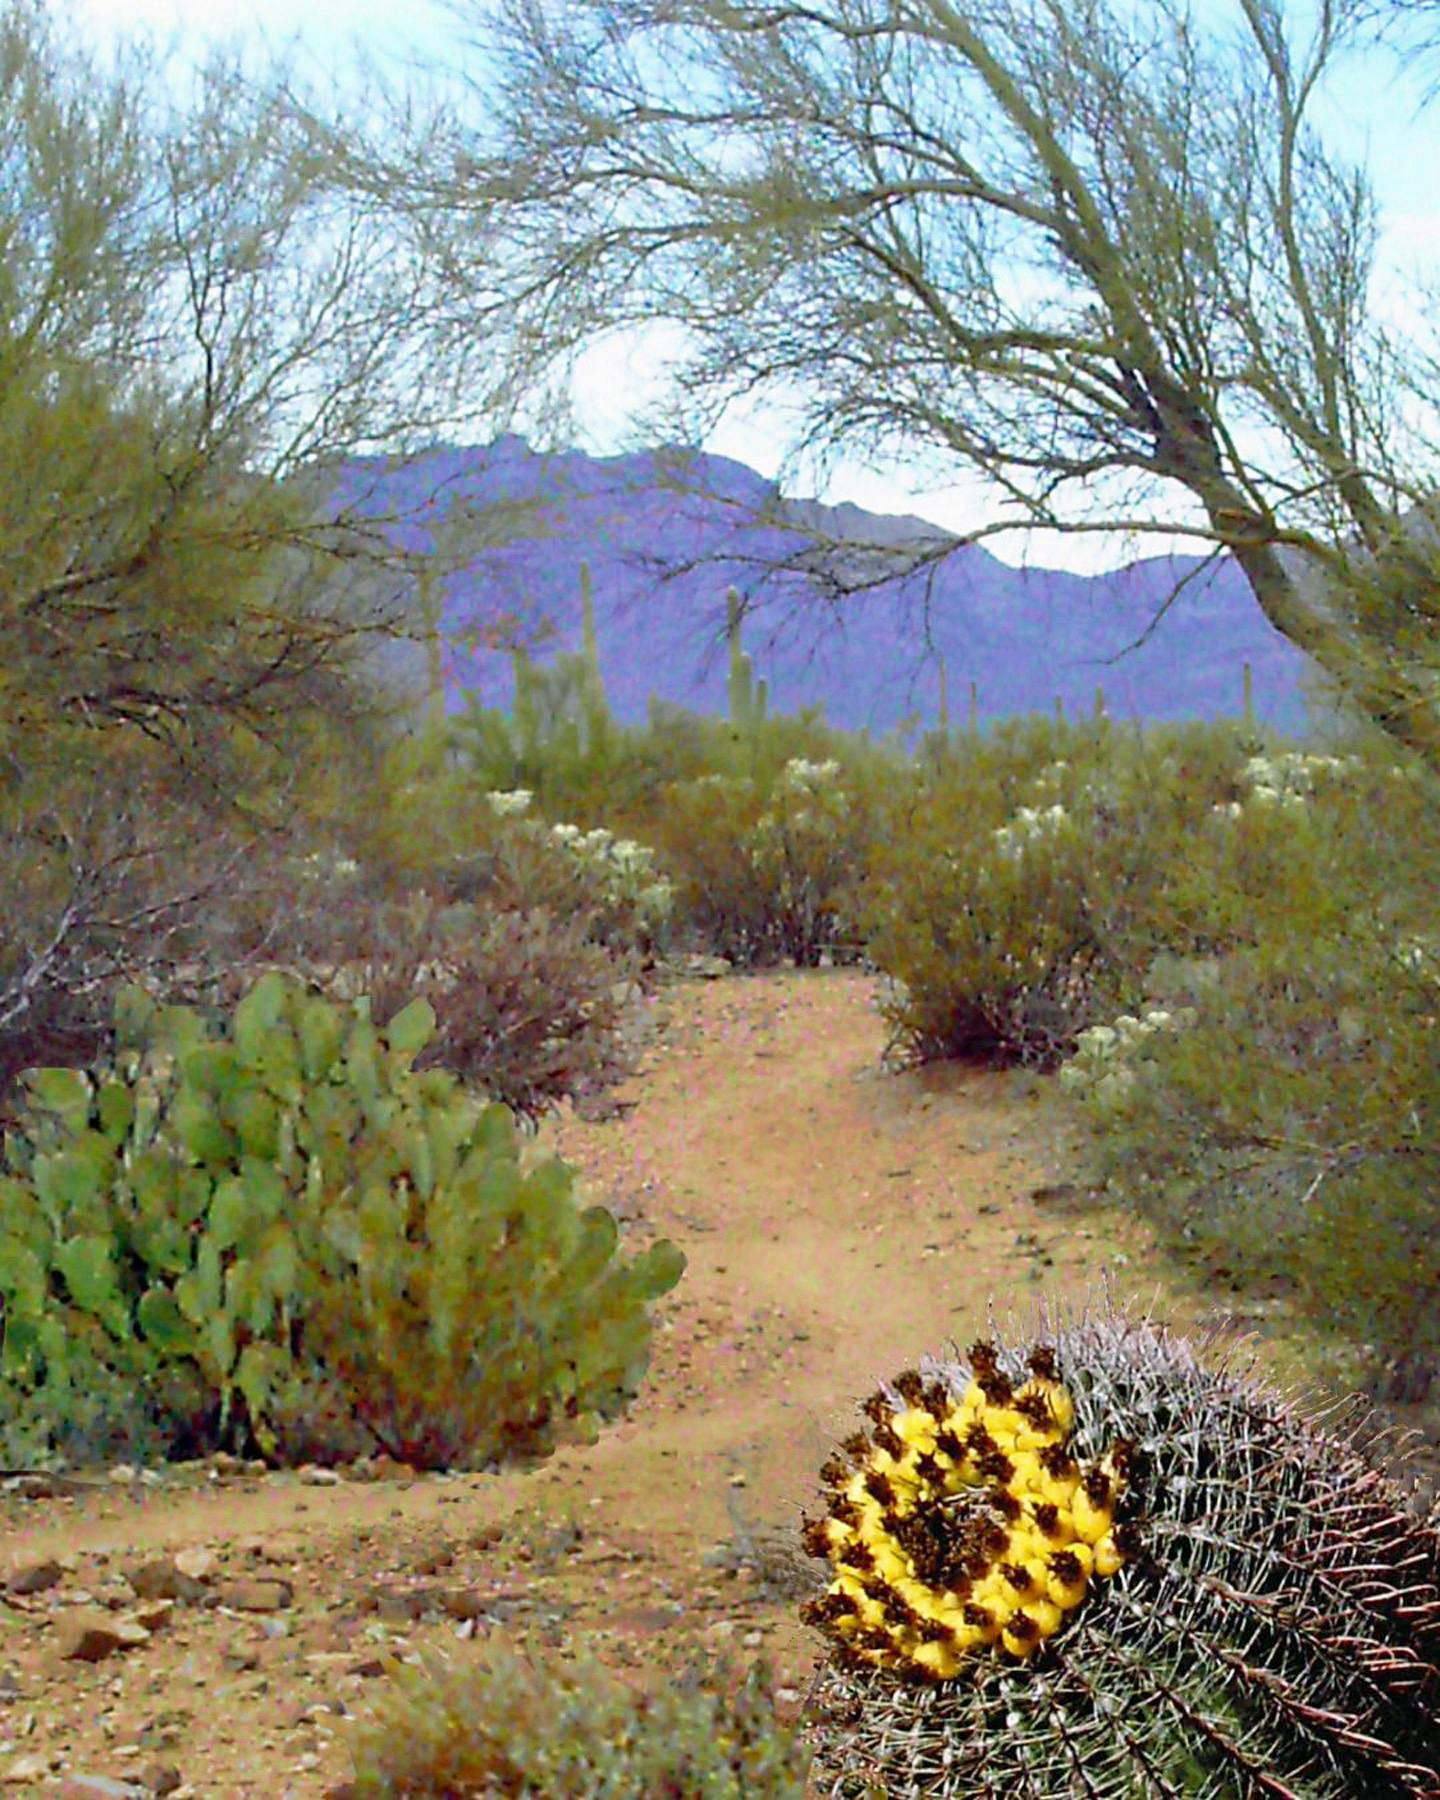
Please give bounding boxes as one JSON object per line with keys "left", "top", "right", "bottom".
{"left": 798, "top": 1291, "right": 1440, "bottom": 1797}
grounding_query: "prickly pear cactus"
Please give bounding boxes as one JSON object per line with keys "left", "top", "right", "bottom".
{"left": 799, "top": 1293, "right": 1440, "bottom": 1798}
{"left": 0, "top": 970, "right": 685, "bottom": 1472}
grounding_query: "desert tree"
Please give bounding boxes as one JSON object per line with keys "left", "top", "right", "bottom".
{"left": 0, "top": 0, "right": 554, "bottom": 1084}
{"left": 299, "top": 0, "right": 1440, "bottom": 771}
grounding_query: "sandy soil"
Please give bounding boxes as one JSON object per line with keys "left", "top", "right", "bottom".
{"left": 0, "top": 964, "right": 1316, "bottom": 1796}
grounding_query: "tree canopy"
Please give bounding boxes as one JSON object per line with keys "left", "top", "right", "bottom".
{"left": 306, "top": 0, "right": 1440, "bottom": 770}
{"left": 0, "top": 0, "right": 556, "bottom": 834}
{"left": 0, "top": 0, "right": 554, "bottom": 1063}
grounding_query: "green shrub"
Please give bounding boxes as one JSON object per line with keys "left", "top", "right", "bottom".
{"left": 848, "top": 729, "right": 1119, "bottom": 1067}
{"left": 0, "top": 969, "right": 685, "bottom": 1470}
{"left": 847, "top": 716, "right": 1337, "bottom": 1068}
{"left": 1061, "top": 934, "right": 1440, "bottom": 1387}
{"left": 462, "top": 789, "right": 679, "bottom": 965}
{"left": 339, "top": 1635, "right": 811, "bottom": 1798}
{"left": 644, "top": 772, "right": 780, "bottom": 965}
{"left": 209, "top": 894, "right": 655, "bottom": 1135}
{"left": 1054, "top": 737, "right": 1440, "bottom": 1393}
{"left": 644, "top": 755, "right": 879, "bottom": 969}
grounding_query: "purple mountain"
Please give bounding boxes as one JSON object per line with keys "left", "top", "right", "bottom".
{"left": 326, "top": 435, "right": 1319, "bottom": 750}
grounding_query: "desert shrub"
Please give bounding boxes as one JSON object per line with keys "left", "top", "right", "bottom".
{"left": 846, "top": 715, "right": 1339, "bottom": 1068}
{"left": 339, "top": 1636, "right": 811, "bottom": 1798}
{"left": 642, "top": 771, "right": 780, "bottom": 965}
{"left": 643, "top": 752, "right": 881, "bottom": 969}
{"left": 0, "top": 969, "right": 684, "bottom": 1470}
{"left": 848, "top": 730, "right": 1129, "bottom": 1067}
{"left": 1055, "top": 736, "right": 1440, "bottom": 1394}
{"left": 465, "top": 790, "right": 680, "bottom": 965}
{"left": 0, "top": 730, "right": 338, "bottom": 1135}
{"left": 259, "top": 894, "right": 655, "bottom": 1132}
{"left": 187, "top": 800, "right": 667, "bottom": 1134}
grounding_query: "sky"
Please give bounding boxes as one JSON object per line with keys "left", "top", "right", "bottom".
{"left": 69, "top": 0, "right": 1440, "bottom": 572}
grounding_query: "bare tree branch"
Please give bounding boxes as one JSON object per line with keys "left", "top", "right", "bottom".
{"left": 314, "top": 0, "right": 1440, "bottom": 769}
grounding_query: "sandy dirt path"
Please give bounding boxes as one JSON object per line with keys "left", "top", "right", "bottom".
{"left": 0, "top": 965, "right": 1224, "bottom": 1796}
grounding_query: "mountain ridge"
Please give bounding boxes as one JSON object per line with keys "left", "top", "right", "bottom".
{"left": 323, "top": 436, "right": 1320, "bottom": 750}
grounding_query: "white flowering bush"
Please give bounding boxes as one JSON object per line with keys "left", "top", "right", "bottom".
{"left": 1058, "top": 1006, "right": 1197, "bottom": 1114}
{"left": 541, "top": 821, "right": 675, "bottom": 938}
{"left": 738, "top": 758, "right": 862, "bottom": 959}
{"left": 466, "top": 793, "right": 676, "bottom": 962}
{"left": 992, "top": 801, "right": 1071, "bottom": 856}
{"left": 484, "top": 788, "right": 535, "bottom": 819}
{"left": 1212, "top": 751, "right": 1361, "bottom": 815}
{"left": 848, "top": 714, "right": 1331, "bottom": 1070}
{"left": 297, "top": 849, "right": 362, "bottom": 881}
{"left": 849, "top": 727, "right": 1152, "bottom": 1068}
{"left": 643, "top": 748, "right": 878, "bottom": 966}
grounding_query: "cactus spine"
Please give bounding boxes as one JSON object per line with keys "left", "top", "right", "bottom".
{"left": 799, "top": 1292, "right": 1440, "bottom": 1798}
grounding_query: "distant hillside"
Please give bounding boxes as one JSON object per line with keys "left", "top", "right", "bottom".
{"left": 320, "top": 435, "right": 1320, "bottom": 752}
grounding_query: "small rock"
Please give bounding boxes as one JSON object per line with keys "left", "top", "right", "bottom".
{"left": 683, "top": 954, "right": 733, "bottom": 979}
{"left": 123, "top": 1560, "right": 209, "bottom": 1605}
{"left": 172, "top": 1549, "right": 216, "bottom": 1582}
{"left": 101, "top": 1466, "right": 161, "bottom": 1488}
{"left": 5, "top": 1562, "right": 62, "bottom": 1597}
{"left": 298, "top": 1467, "right": 342, "bottom": 1487}
{"left": 214, "top": 1578, "right": 293, "bottom": 1612}
{"left": 3, "top": 1752, "right": 53, "bottom": 1783}
{"left": 54, "top": 1613, "right": 151, "bottom": 1663}
{"left": 57, "top": 1775, "right": 148, "bottom": 1798}
{"left": 128, "top": 1601, "right": 175, "bottom": 1634}
{"left": 204, "top": 1453, "right": 249, "bottom": 1476}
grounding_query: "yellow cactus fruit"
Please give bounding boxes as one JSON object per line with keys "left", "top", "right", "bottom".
{"left": 961, "top": 1600, "right": 1003, "bottom": 1644}
{"left": 1022, "top": 1596, "right": 1065, "bottom": 1640}
{"left": 1045, "top": 1545, "right": 1091, "bottom": 1609}
{"left": 870, "top": 1540, "right": 910, "bottom": 1584}
{"left": 1001, "top": 1612, "right": 1043, "bottom": 1658}
{"left": 912, "top": 1639, "right": 962, "bottom": 1679}
{"left": 1071, "top": 1470, "right": 1115, "bottom": 1544}
{"left": 958, "top": 1379, "right": 989, "bottom": 1418}
{"left": 1093, "top": 1532, "right": 1126, "bottom": 1578}
{"left": 891, "top": 1407, "right": 939, "bottom": 1452}
{"left": 1017, "top": 1374, "right": 1075, "bottom": 1437}
{"left": 1025, "top": 1497, "right": 1075, "bottom": 1547}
